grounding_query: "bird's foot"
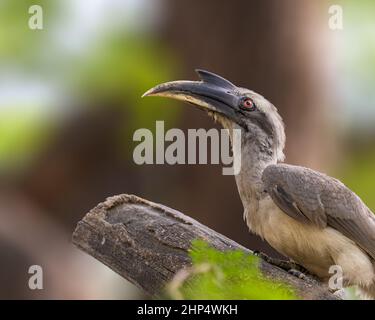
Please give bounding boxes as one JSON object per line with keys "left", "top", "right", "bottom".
{"left": 253, "top": 251, "right": 308, "bottom": 275}
{"left": 288, "top": 268, "right": 309, "bottom": 280}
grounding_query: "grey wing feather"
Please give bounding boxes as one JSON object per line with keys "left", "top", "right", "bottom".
{"left": 262, "top": 163, "right": 375, "bottom": 259}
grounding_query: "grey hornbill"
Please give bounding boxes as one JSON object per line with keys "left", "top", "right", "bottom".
{"left": 143, "top": 70, "right": 375, "bottom": 299}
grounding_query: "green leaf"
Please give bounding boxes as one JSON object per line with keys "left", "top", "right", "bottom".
{"left": 165, "top": 240, "right": 298, "bottom": 300}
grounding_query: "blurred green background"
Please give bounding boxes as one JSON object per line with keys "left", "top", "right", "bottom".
{"left": 0, "top": 0, "right": 374, "bottom": 299}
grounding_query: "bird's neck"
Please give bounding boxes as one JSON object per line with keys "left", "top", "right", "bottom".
{"left": 234, "top": 137, "right": 277, "bottom": 209}
{"left": 234, "top": 138, "right": 279, "bottom": 235}
{"left": 219, "top": 118, "right": 284, "bottom": 215}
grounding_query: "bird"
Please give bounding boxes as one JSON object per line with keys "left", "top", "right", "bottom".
{"left": 142, "top": 69, "right": 375, "bottom": 299}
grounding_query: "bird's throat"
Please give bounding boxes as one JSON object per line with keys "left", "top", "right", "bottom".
{"left": 218, "top": 117, "right": 281, "bottom": 212}
{"left": 234, "top": 135, "right": 278, "bottom": 213}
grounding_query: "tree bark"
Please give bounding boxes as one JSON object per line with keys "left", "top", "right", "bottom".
{"left": 72, "top": 194, "right": 339, "bottom": 300}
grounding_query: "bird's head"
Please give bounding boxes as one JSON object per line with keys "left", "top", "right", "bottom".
{"left": 143, "top": 69, "right": 285, "bottom": 161}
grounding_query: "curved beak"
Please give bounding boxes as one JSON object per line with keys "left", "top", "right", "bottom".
{"left": 142, "top": 69, "right": 241, "bottom": 124}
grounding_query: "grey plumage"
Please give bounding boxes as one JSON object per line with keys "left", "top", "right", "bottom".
{"left": 263, "top": 164, "right": 375, "bottom": 260}
{"left": 143, "top": 69, "right": 375, "bottom": 299}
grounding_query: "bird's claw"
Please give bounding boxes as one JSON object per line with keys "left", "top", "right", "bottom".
{"left": 253, "top": 251, "right": 308, "bottom": 276}
{"left": 288, "top": 268, "right": 309, "bottom": 280}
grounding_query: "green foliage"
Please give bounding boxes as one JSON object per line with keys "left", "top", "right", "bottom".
{"left": 70, "top": 34, "right": 182, "bottom": 158}
{"left": 0, "top": 1, "right": 182, "bottom": 168}
{"left": 342, "top": 0, "right": 375, "bottom": 81}
{"left": 0, "top": 0, "right": 56, "bottom": 64}
{"left": 71, "top": 35, "right": 180, "bottom": 130}
{"left": 0, "top": 108, "right": 53, "bottom": 172}
{"left": 166, "top": 240, "right": 298, "bottom": 300}
{"left": 338, "top": 147, "right": 375, "bottom": 212}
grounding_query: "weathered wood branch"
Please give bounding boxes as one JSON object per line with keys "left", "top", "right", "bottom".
{"left": 72, "top": 194, "right": 338, "bottom": 300}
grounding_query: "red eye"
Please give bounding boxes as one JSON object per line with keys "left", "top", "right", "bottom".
{"left": 241, "top": 98, "right": 255, "bottom": 110}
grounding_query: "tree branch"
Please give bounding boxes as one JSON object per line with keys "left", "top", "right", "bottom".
{"left": 72, "top": 194, "right": 338, "bottom": 300}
